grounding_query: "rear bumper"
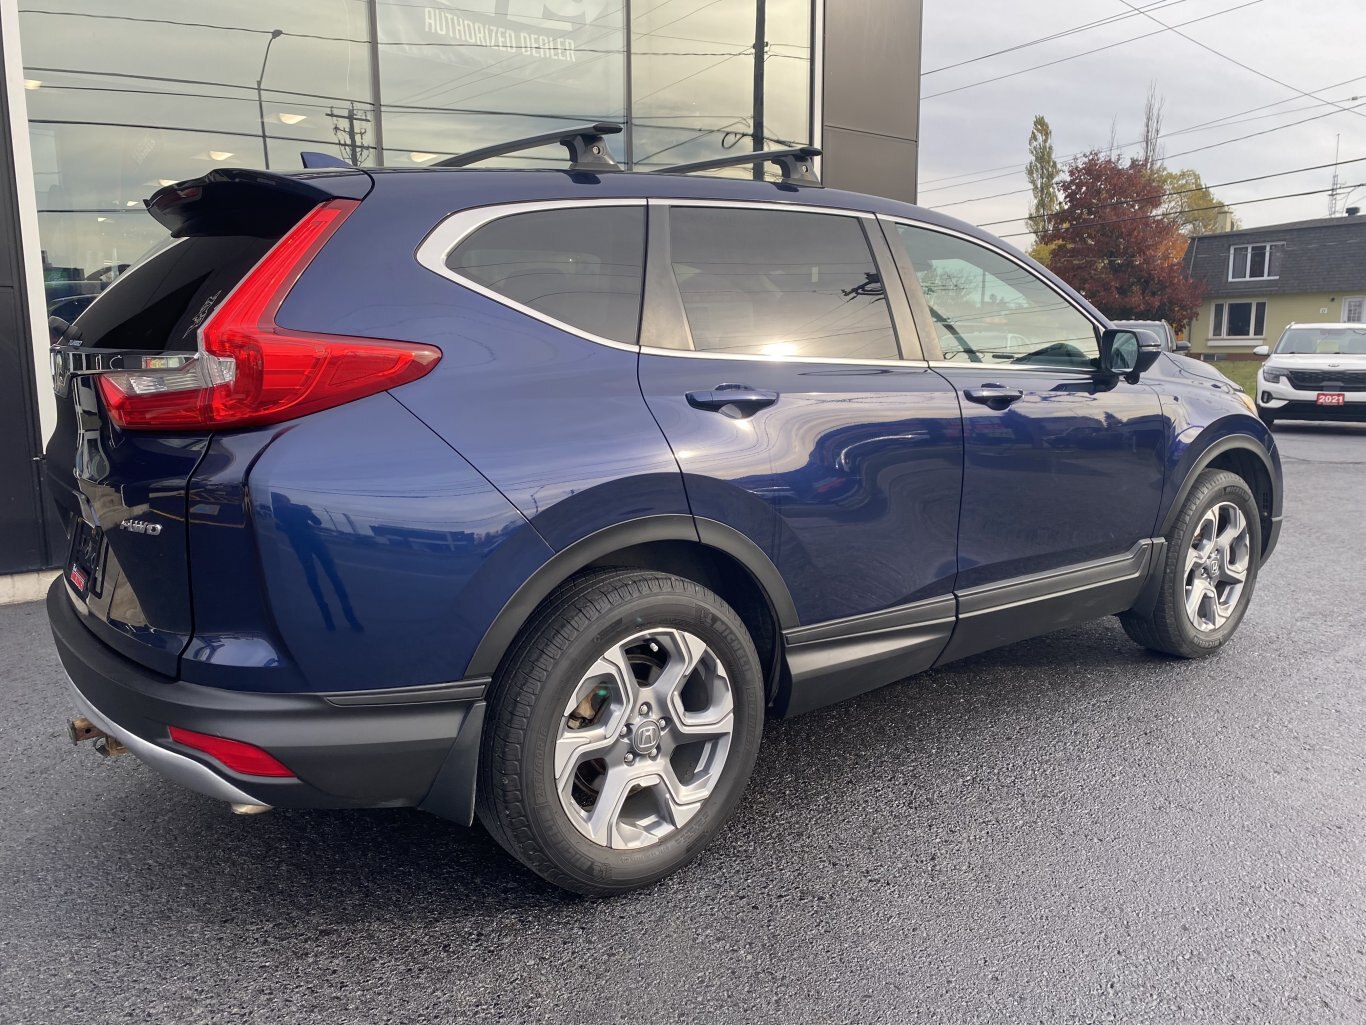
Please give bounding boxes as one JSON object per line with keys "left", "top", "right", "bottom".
{"left": 47, "top": 580, "right": 487, "bottom": 823}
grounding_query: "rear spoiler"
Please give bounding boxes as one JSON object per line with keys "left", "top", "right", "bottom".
{"left": 146, "top": 168, "right": 373, "bottom": 237}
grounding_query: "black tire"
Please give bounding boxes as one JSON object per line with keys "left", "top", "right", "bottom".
{"left": 1120, "top": 469, "right": 1261, "bottom": 658}
{"left": 476, "top": 568, "right": 764, "bottom": 896}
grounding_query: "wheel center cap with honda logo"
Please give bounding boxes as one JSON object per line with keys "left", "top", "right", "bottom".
{"left": 631, "top": 719, "right": 661, "bottom": 754}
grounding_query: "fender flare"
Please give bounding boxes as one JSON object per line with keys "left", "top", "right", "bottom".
{"left": 1158, "top": 432, "right": 1281, "bottom": 539}
{"left": 464, "top": 514, "right": 799, "bottom": 678}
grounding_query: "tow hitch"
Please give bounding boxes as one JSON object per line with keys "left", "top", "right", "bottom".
{"left": 67, "top": 716, "right": 128, "bottom": 757}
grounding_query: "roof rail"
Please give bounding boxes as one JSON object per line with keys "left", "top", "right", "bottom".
{"left": 654, "top": 146, "right": 822, "bottom": 186}
{"left": 434, "top": 122, "right": 623, "bottom": 171}
{"left": 300, "top": 151, "right": 354, "bottom": 170}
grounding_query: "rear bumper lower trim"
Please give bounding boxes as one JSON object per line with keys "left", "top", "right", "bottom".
{"left": 67, "top": 677, "right": 268, "bottom": 808}
{"left": 49, "top": 578, "right": 486, "bottom": 821}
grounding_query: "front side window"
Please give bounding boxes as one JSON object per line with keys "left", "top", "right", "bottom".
{"left": 664, "top": 208, "right": 900, "bottom": 361}
{"left": 447, "top": 206, "right": 646, "bottom": 345}
{"left": 893, "top": 224, "right": 1099, "bottom": 369}
{"left": 1212, "top": 301, "right": 1267, "bottom": 339}
{"left": 1228, "top": 243, "right": 1282, "bottom": 281}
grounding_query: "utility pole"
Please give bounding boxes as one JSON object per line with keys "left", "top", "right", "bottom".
{"left": 1329, "top": 134, "right": 1342, "bottom": 216}
{"left": 752, "top": 0, "right": 765, "bottom": 180}
{"left": 328, "top": 104, "right": 373, "bottom": 166}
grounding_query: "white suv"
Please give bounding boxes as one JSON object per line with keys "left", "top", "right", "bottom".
{"left": 1255, "top": 323, "right": 1366, "bottom": 425}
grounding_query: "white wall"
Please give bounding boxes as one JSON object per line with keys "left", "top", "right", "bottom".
{"left": 2, "top": 0, "right": 57, "bottom": 443}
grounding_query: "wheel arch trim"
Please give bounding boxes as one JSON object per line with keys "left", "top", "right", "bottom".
{"left": 464, "top": 514, "right": 799, "bottom": 678}
{"left": 1160, "top": 432, "right": 1281, "bottom": 546}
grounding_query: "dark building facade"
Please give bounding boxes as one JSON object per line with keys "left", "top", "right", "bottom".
{"left": 0, "top": 0, "right": 923, "bottom": 577}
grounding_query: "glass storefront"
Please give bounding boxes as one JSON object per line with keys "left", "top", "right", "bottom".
{"left": 17, "top": 0, "right": 813, "bottom": 317}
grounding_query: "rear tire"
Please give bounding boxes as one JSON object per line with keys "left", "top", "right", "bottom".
{"left": 476, "top": 568, "right": 764, "bottom": 896}
{"left": 1120, "top": 469, "right": 1261, "bottom": 658}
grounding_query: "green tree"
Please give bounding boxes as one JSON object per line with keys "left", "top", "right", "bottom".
{"left": 1155, "top": 166, "right": 1238, "bottom": 235}
{"left": 1026, "top": 115, "right": 1060, "bottom": 240}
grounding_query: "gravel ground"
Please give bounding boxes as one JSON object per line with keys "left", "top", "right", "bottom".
{"left": 1, "top": 423, "right": 1363, "bottom": 1025}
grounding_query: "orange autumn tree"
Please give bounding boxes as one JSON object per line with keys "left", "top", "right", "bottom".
{"left": 1040, "top": 152, "right": 1204, "bottom": 329}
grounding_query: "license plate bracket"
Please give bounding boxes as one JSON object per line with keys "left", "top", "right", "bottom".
{"left": 67, "top": 519, "right": 102, "bottom": 597}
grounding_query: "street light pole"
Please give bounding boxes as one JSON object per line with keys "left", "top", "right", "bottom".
{"left": 256, "top": 29, "right": 284, "bottom": 170}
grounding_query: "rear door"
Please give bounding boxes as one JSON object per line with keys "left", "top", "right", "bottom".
{"left": 637, "top": 201, "right": 963, "bottom": 632}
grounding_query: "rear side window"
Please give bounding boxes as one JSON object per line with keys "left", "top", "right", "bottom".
{"left": 664, "top": 208, "right": 899, "bottom": 361}
{"left": 447, "top": 207, "right": 646, "bottom": 344}
{"left": 72, "top": 234, "right": 278, "bottom": 352}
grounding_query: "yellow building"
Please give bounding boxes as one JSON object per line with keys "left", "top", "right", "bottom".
{"left": 1184, "top": 214, "right": 1366, "bottom": 361}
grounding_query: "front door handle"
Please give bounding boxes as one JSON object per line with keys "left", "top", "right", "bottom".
{"left": 963, "top": 384, "right": 1024, "bottom": 409}
{"left": 686, "top": 385, "right": 780, "bottom": 418}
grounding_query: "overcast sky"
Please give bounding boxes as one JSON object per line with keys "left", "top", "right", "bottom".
{"left": 917, "top": 0, "right": 1365, "bottom": 237}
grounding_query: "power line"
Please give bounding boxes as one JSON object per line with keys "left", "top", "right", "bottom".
{"left": 922, "top": 0, "right": 1265, "bottom": 101}
{"left": 920, "top": 73, "right": 1366, "bottom": 190}
{"left": 922, "top": 0, "right": 1191, "bottom": 76}
{"left": 976, "top": 155, "right": 1366, "bottom": 229}
{"left": 997, "top": 184, "right": 1362, "bottom": 240}
{"left": 930, "top": 98, "right": 1366, "bottom": 211}
{"left": 1114, "top": 0, "right": 1366, "bottom": 123}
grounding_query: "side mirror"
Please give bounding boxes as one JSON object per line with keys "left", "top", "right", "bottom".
{"left": 1252, "top": 345, "right": 1270, "bottom": 357}
{"left": 1100, "top": 328, "right": 1164, "bottom": 380}
{"left": 1174, "top": 340, "right": 1191, "bottom": 353}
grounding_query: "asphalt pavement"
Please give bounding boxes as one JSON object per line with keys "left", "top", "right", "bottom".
{"left": 2, "top": 423, "right": 1364, "bottom": 1024}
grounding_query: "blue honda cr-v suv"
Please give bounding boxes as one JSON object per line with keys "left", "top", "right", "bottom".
{"left": 46, "top": 127, "right": 1282, "bottom": 895}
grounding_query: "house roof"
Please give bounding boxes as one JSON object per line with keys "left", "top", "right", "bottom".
{"left": 1185, "top": 214, "right": 1366, "bottom": 296}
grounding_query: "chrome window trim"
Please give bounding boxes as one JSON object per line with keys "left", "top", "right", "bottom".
{"left": 414, "top": 198, "right": 647, "bottom": 354}
{"left": 877, "top": 213, "right": 1107, "bottom": 375}
{"left": 416, "top": 196, "right": 930, "bottom": 367}
{"left": 657, "top": 197, "right": 875, "bottom": 218}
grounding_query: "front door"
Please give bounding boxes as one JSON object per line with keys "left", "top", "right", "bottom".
{"left": 884, "top": 219, "right": 1167, "bottom": 603}
{"left": 637, "top": 202, "right": 963, "bottom": 637}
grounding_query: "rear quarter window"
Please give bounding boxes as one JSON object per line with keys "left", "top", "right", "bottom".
{"left": 445, "top": 206, "right": 646, "bottom": 345}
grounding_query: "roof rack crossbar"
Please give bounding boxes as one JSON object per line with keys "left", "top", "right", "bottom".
{"left": 434, "top": 122, "right": 623, "bottom": 171}
{"left": 655, "top": 146, "right": 822, "bottom": 185}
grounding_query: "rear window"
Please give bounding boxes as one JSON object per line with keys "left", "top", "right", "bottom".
{"left": 446, "top": 206, "right": 646, "bottom": 344}
{"left": 70, "top": 233, "right": 277, "bottom": 352}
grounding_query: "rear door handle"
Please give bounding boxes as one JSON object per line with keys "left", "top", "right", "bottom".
{"left": 963, "top": 385, "right": 1024, "bottom": 408}
{"left": 686, "top": 385, "right": 780, "bottom": 418}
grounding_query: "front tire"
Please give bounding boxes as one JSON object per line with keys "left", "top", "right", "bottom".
{"left": 476, "top": 569, "right": 764, "bottom": 896}
{"left": 1120, "top": 469, "right": 1261, "bottom": 658}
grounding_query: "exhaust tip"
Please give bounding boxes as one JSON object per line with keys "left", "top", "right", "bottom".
{"left": 230, "top": 803, "right": 272, "bottom": 816}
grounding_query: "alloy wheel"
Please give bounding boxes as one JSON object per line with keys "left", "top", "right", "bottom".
{"left": 554, "top": 628, "right": 735, "bottom": 850}
{"left": 1183, "top": 501, "right": 1252, "bottom": 632}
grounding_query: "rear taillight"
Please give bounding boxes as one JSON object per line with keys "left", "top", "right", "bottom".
{"left": 168, "top": 726, "right": 295, "bottom": 778}
{"left": 98, "top": 199, "right": 441, "bottom": 430}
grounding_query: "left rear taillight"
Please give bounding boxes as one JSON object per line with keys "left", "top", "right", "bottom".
{"left": 98, "top": 198, "right": 441, "bottom": 431}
